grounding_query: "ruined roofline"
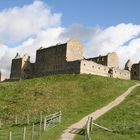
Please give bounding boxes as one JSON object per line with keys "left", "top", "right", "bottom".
{"left": 86, "top": 52, "right": 117, "bottom": 60}
{"left": 36, "top": 38, "right": 83, "bottom": 52}
{"left": 13, "top": 53, "right": 30, "bottom": 60}
{"left": 86, "top": 55, "right": 107, "bottom": 60}
{"left": 133, "top": 61, "right": 140, "bottom": 65}
{"left": 37, "top": 42, "right": 67, "bottom": 52}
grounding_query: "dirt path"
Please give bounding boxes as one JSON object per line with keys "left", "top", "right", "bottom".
{"left": 59, "top": 83, "right": 140, "bottom": 140}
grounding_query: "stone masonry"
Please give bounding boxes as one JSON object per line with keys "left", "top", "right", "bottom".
{"left": 9, "top": 38, "right": 139, "bottom": 80}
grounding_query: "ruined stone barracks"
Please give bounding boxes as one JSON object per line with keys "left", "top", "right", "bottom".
{"left": 9, "top": 39, "right": 139, "bottom": 80}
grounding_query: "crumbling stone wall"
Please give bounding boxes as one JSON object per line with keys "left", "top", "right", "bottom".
{"left": 86, "top": 52, "right": 118, "bottom": 68}
{"left": 80, "top": 60, "right": 130, "bottom": 80}
{"left": 66, "top": 39, "right": 83, "bottom": 61}
{"left": 112, "top": 68, "right": 130, "bottom": 80}
{"left": 125, "top": 59, "right": 132, "bottom": 71}
{"left": 131, "top": 62, "right": 140, "bottom": 80}
{"left": 107, "top": 52, "right": 118, "bottom": 68}
{"left": 34, "top": 39, "right": 83, "bottom": 76}
{"left": 80, "top": 60, "right": 110, "bottom": 77}
{"left": 10, "top": 54, "right": 32, "bottom": 79}
{"left": 34, "top": 43, "right": 67, "bottom": 76}
{"left": 9, "top": 39, "right": 131, "bottom": 80}
{"left": 10, "top": 58, "right": 22, "bottom": 79}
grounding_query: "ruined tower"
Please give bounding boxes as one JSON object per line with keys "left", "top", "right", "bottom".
{"left": 34, "top": 39, "right": 83, "bottom": 76}
{"left": 131, "top": 62, "right": 140, "bottom": 80}
{"left": 10, "top": 53, "right": 32, "bottom": 79}
{"left": 125, "top": 59, "right": 132, "bottom": 71}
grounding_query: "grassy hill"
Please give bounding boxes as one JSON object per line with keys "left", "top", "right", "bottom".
{"left": 0, "top": 74, "right": 137, "bottom": 139}
{"left": 90, "top": 84, "right": 140, "bottom": 140}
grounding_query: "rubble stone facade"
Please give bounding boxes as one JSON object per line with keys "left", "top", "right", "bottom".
{"left": 131, "top": 62, "right": 140, "bottom": 80}
{"left": 86, "top": 52, "right": 119, "bottom": 68}
{"left": 9, "top": 38, "right": 138, "bottom": 80}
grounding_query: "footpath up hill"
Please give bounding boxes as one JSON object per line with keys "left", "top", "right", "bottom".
{"left": 0, "top": 74, "right": 137, "bottom": 139}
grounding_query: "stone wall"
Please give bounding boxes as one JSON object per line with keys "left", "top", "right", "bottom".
{"left": 9, "top": 38, "right": 131, "bottom": 81}
{"left": 66, "top": 39, "right": 83, "bottom": 61}
{"left": 80, "top": 60, "right": 110, "bottom": 77}
{"left": 34, "top": 43, "right": 67, "bottom": 76}
{"left": 131, "top": 63, "right": 140, "bottom": 80}
{"left": 112, "top": 68, "right": 130, "bottom": 80}
{"left": 80, "top": 60, "right": 130, "bottom": 80}
{"left": 107, "top": 52, "right": 118, "bottom": 68}
{"left": 86, "top": 55, "right": 108, "bottom": 66}
{"left": 10, "top": 58, "right": 22, "bottom": 79}
{"left": 34, "top": 39, "right": 83, "bottom": 76}
{"left": 10, "top": 54, "right": 32, "bottom": 79}
{"left": 86, "top": 52, "right": 118, "bottom": 68}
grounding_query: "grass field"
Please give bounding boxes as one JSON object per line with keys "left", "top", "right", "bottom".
{"left": 0, "top": 74, "right": 136, "bottom": 139}
{"left": 75, "top": 81, "right": 140, "bottom": 140}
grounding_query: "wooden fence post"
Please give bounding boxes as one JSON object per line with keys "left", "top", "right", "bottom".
{"left": 85, "top": 117, "right": 91, "bottom": 140}
{"left": 59, "top": 111, "right": 62, "bottom": 123}
{"left": 22, "top": 127, "right": 26, "bottom": 140}
{"left": 85, "top": 118, "right": 88, "bottom": 140}
{"left": 43, "top": 118, "right": 46, "bottom": 131}
{"left": 31, "top": 123, "right": 34, "bottom": 140}
{"left": 90, "top": 117, "right": 93, "bottom": 132}
{"left": 8, "top": 131, "right": 12, "bottom": 140}
{"left": 39, "top": 112, "right": 43, "bottom": 133}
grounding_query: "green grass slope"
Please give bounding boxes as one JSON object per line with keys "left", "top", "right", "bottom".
{"left": 0, "top": 74, "right": 136, "bottom": 139}
{"left": 75, "top": 80, "right": 140, "bottom": 140}
{"left": 91, "top": 84, "right": 140, "bottom": 140}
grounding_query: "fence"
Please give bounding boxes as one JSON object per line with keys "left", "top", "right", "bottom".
{"left": 0, "top": 111, "right": 62, "bottom": 140}
{"left": 85, "top": 117, "right": 93, "bottom": 140}
{"left": 85, "top": 116, "right": 113, "bottom": 140}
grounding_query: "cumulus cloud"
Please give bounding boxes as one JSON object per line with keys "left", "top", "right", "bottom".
{"left": 85, "top": 23, "right": 140, "bottom": 67}
{"left": 0, "top": 0, "right": 63, "bottom": 78}
{"left": 0, "top": 0, "right": 61, "bottom": 44}
{"left": 1, "top": 1, "right": 140, "bottom": 79}
{"left": 60, "top": 23, "right": 100, "bottom": 41}
{"left": 60, "top": 23, "right": 140, "bottom": 67}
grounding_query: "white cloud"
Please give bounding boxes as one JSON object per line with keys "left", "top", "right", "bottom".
{"left": 84, "top": 23, "right": 140, "bottom": 67}
{"left": 59, "top": 23, "right": 100, "bottom": 41}
{"left": 0, "top": 1, "right": 63, "bottom": 78}
{"left": 0, "top": 0, "right": 61, "bottom": 44}
{"left": 60, "top": 23, "right": 140, "bottom": 67}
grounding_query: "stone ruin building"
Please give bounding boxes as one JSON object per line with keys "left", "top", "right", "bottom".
{"left": 8, "top": 38, "right": 140, "bottom": 81}
{"left": 131, "top": 62, "right": 140, "bottom": 80}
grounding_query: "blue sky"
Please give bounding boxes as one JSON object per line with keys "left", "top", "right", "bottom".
{"left": 0, "top": 0, "right": 140, "bottom": 27}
